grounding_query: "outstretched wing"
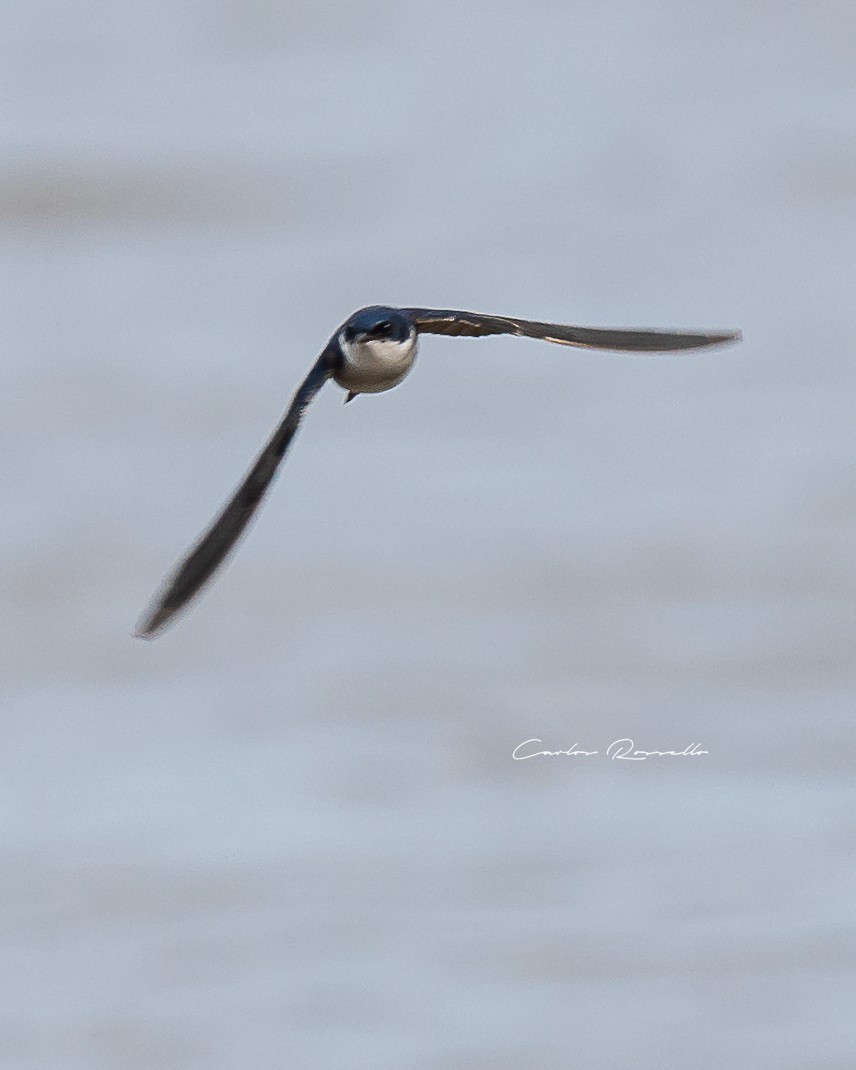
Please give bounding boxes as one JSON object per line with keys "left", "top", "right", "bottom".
{"left": 404, "top": 308, "right": 740, "bottom": 352}
{"left": 136, "top": 346, "right": 337, "bottom": 638}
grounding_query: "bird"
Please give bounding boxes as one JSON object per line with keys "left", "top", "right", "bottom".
{"left": 136, "top": 305, "right": 740, "bottom": 637}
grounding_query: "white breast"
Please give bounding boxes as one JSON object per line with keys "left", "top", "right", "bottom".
{"left": 338, "top": 330, "right": 418, "bottom": 393}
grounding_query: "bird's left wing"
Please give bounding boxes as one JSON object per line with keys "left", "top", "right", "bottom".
{"left": 136, "top": 344, "right": 337, "bottom": 638}
{"left": 403, "top": 308, "right": 740, "bottom": 352}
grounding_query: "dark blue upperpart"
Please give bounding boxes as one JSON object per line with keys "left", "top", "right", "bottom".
{"left": 342, "top": 306, "right": 412, "bottom": 343}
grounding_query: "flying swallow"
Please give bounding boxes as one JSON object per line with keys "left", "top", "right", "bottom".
{"left": 136, "top": 305, "right": 740, "bottom": 637}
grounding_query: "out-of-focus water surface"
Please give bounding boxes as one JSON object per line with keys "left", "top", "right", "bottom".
{"left": 2, "top": 3, "right": 855, "bottom": 1067}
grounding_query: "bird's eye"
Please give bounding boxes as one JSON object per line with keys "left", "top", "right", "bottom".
{"left": 374, "top": 320, "right": 392, "bottom": 334}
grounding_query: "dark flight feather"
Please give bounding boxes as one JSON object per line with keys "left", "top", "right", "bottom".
{"left": 136, "top": 346, "right": 336, "bottom": 638}
{"left": 403, "top": 308, "right": 740, "bottom": 351}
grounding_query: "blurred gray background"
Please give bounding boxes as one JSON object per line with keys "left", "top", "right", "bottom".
{"left": 2, "top": 2, "right": 855, "bottom": 1068}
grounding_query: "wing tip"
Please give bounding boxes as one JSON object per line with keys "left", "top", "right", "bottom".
{"left": 653, "top": 327, "right": 743, "bottom": 352}
{"left": 711, "top": 328, "right": 742, "bottom": 345}
{"left": 133, "top": 603, "right": 173, "bottom": 640}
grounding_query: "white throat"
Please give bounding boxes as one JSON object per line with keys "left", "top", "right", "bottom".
{"left": 337, "top": 327, "right": 418, "bottom": 394}
{"left": 340, "top": 330, "right": 416, "bottom": 368}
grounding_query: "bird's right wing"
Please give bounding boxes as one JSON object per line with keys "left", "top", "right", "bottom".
{"left": 136, "top": 344, "right": 337, "bottom": 638}
{"left": 404, "top": 308, "right": 741, "bottom": 352}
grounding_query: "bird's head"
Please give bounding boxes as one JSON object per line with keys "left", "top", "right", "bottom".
{"left": 342, "top": 306, "right": 412, "bottom": 345}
